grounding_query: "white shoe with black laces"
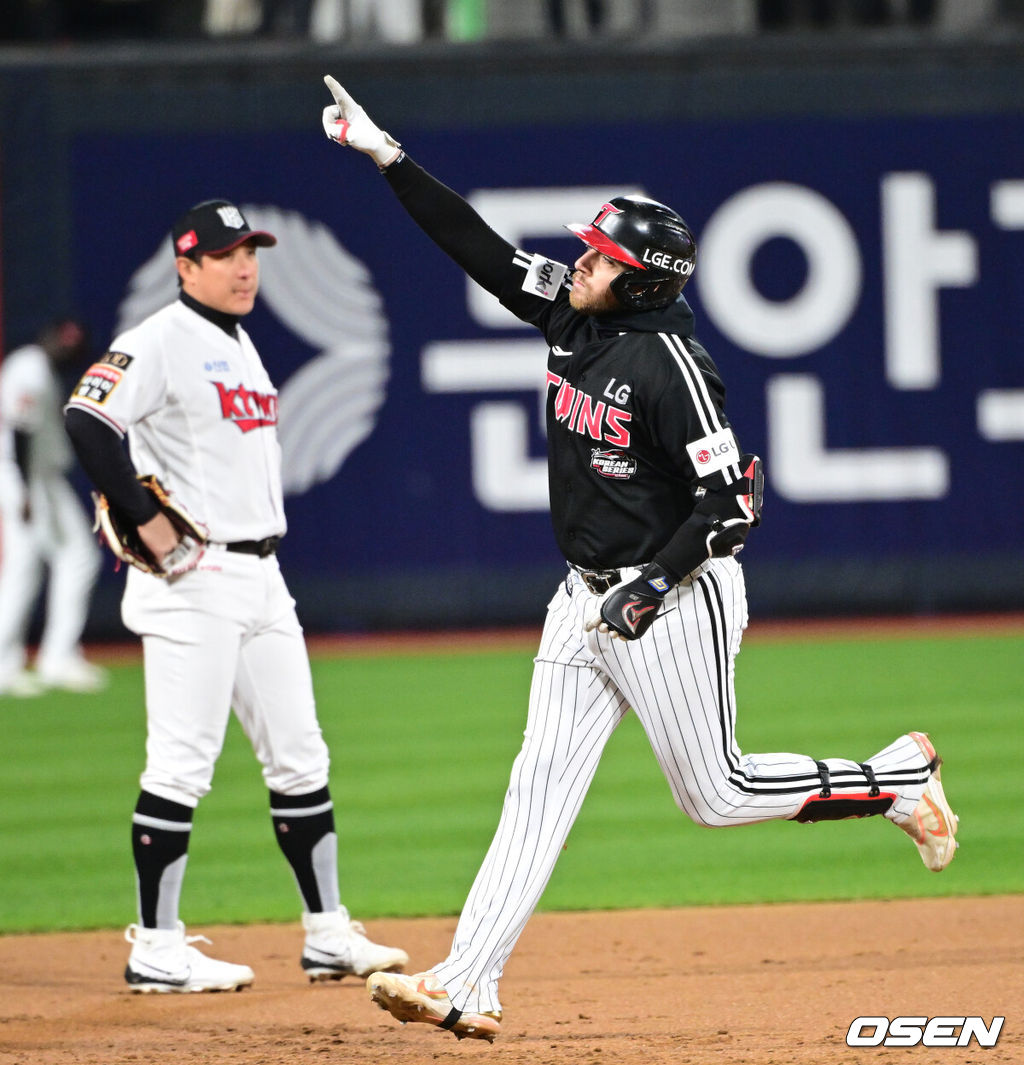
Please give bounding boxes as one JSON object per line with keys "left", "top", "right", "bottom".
{"left": 301, "top": 908, "right": 408, "bottom": 981}
{"left": 124, "top": 922, "right": 254, "bottom": 993}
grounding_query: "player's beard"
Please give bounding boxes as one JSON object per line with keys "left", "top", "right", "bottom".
{"left": 568, "top": 279, "right": 622, "bottom": 316}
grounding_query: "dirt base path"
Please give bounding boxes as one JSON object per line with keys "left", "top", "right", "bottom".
{"left": 1, "top": 896, "right": 1020, "bottom": 1065}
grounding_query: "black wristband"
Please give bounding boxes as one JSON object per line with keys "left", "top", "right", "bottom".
{"left": 638, "top": 559, "right": 680, "bottom": 596}
{"left": 379, "top": 149, "right": 406, "bottom": 172}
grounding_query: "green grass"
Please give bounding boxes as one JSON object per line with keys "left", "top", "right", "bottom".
{"left": 1, "top": 629, "right": 1021, "bottom": 933}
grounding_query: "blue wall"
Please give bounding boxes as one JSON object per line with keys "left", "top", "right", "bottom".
{"left": 3, "top": 41, "right": 1023, "bottom": 631}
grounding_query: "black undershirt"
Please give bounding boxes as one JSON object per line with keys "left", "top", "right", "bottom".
{"left": 179, "top": 288, "right": 240, "bottom": 337}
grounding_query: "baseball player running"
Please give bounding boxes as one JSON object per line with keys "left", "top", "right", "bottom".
{"left": 64, "top": 199, "right": 407, "bottom": 992}
{"left": 318, "top": 76, "right": 959, "bottom": 1042}
{"left": 0, "top": 319, "right": 105, "bottom": 695}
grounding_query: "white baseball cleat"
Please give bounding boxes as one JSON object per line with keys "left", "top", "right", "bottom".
{"left": 124, "top": 922, "right": 254, "bottom": 993}
{"left": 38, "top": 657, "right": 108, "bottom": 693}
{"left": 367, "top": 970, "right": 502, "bottom": 1042}
{"left": 896, "top": 732, "right": 959, "bottom": 872}
{"left": 300, "top": 908, "right": 408, "bottom": 981}
{"left": 0, "top": 669, "right": 45, "bottom": 697}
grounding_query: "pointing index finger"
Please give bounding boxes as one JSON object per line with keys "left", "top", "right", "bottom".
{"left": 323, "top": 75, "right": 350, "bottom": 111}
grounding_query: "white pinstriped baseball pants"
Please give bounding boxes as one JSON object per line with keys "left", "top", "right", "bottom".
{"left": 432, "top": 557, "right": 931, "bottom": 1015}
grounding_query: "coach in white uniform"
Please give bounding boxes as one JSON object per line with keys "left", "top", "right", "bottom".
{"left": 64, "top": 199, "right": 407, "bottom": 993}
{"left": 0, "top": 319, "right": 105, "bottom": 696}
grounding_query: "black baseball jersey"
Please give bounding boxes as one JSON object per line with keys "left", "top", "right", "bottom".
{"left": 385, "top": 155, "right": 744, "bottom": 571}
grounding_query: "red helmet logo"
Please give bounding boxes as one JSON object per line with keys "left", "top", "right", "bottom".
{"left": 592, "top": 202, "right": 624, "bottom": 227}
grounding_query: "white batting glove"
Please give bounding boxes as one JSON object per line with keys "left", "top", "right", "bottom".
{"left": 582, "top": 562, "right": 675, "bottom": 642}
{"left": 322, "top": 75, "right": 402, "bottom": 168}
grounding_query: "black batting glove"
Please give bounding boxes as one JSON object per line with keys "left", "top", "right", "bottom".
{"left": 584, "top": 561, "right": 677, "bottom": 642}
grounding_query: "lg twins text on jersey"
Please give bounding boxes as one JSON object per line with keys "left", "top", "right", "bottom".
{"left": 501, "top": 252, "right": 738, "bottom": 571}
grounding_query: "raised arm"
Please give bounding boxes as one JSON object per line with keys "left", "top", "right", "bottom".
{"left": 321, "top": 75, "right": 515, "bottom": 297}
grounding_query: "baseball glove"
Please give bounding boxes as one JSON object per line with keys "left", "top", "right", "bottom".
{"left": 93, "top": 474, "right": 208, "bottom": 577}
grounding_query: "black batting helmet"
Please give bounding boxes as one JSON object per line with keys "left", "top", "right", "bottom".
{"left": 566, "top": 195, "right": 696, "bottom": 311}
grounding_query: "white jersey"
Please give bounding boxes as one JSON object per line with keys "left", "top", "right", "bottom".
{"left": 65, "top": 300, "right": 286, "bottom": 542}
{"left": 0, "top": 344, "right": 72, "bottom": 478}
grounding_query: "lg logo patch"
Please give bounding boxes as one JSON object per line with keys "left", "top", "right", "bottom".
{"left": 846, "top": 1016, "right": 1004, "bottom": 1047}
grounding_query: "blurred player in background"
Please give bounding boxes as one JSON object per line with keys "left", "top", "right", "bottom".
{"left": 0, "top": 317, "right": 106, "bottom": 696}
{"left": 64, "top": 199, "right": 408, "bottom": 993}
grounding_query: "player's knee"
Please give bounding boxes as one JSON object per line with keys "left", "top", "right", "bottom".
{"left": 666, "top": 786, "right": 738, "bottom": 828}
{"left": 692, "top": 810, "right": 742, "bottom": 829}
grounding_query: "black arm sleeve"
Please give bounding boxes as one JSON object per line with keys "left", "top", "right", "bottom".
{"left": 653, "top": 473, "right": 759, "bottom": 581}
{"left": 12, "top": 429, "right": 31, "bottom": 486}
{"left": 383, "top": 153, "right": 516, "bottom": 297}
{"left": 652, "top": 517, "right": 708, "bottom": 584}
{"left": 64, "top": 407, "right": 160, "bottom": 525}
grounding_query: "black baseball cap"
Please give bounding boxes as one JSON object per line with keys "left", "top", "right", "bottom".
{"left": 171, "top": 199, "right": 277, "bottom": 258}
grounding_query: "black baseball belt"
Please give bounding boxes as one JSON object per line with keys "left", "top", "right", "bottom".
{"left": 568, "top": 563, "right": 625, "bottom": 596}
{"left": 223, "top": 536, "right": 281, "bottom": 558}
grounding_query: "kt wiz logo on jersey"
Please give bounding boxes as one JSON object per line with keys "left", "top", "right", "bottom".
{"left": 212, "top": 381, "right": 278, "bottom": 433}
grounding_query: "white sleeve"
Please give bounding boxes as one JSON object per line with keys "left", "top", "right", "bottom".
{"left": 1, "top": 351, "right": 46, "bottom": 432}
{"left": 65, "top": 342, "right": 167, "bottom": 435}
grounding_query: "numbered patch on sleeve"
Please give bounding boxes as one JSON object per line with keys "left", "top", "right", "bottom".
{"left": 71, "top": 351, "right": 134, "bottom": 406}
{"left": 522, "top": 254, "right": 568, "bottom": 301}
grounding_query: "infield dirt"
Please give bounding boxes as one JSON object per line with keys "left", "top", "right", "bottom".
{"left": 1, "top": 896, "right": 1020, "bottom": 1065}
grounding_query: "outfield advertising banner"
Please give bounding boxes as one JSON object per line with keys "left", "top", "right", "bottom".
{"left": 68, "top": 113, "right": 1024, "bottom": 626}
